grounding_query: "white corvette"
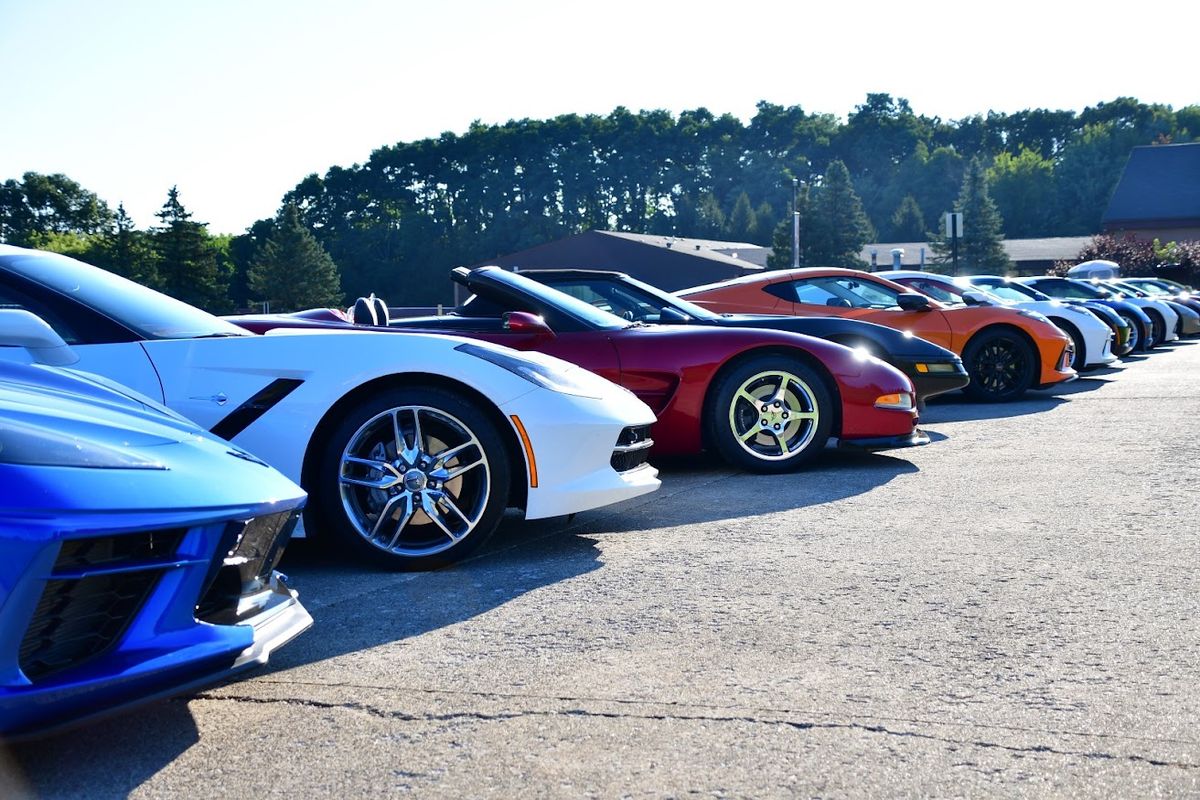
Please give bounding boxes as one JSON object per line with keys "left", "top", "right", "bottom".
{"left": 0, "top": 246, "right": 660, "bottom": 569}
{"left": 884, "top": 270, "right": 1116, "bottom": 370}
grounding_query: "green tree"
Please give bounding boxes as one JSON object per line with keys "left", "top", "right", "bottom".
{"left": 93, "top": 203, "right": 161, "bottom": 288}
{"left": 0, "top": 172, "right": 114, "bottom": 245}
{"left": 725, "top": 192, "right": 757, "bottom": 242}
{"left": 888, "top": 195, "right": 926, "bottom": 241}
{"left": 932, "top": 157, "right": 1010, "bottom": 274}
{"left": 805, "top": 160, "right": 873, "bottom": 267}
{"left": 248, "top": 204, "right": 343, "bottom": 312}
{"left": 987, "top": 148, "right": 1056, "bottom": 238}
{"left": 153, "top": 186, "right": 229, "bottom": 311}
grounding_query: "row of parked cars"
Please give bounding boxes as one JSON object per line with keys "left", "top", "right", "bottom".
{"left": 1, "top": 245, "right": 1190, "bottom": 738}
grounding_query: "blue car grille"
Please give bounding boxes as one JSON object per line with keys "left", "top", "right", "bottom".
{"left": 18, "top": 529, "right": 186, "bottom": 681}
{"left": 195, "top": 510, "right": 298, "bottom": 626}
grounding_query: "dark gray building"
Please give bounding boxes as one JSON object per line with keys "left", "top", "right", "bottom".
{"left": 1102, "top": 142, "right": 1200, "bottom": 242}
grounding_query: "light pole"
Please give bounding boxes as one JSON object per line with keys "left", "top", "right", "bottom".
{"left": 792, "top": 178, "right": 800, "bottom": 269}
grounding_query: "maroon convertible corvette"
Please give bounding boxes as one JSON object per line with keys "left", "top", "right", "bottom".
{"left": 230, "top": 267, "right": 930, "bottom": 473}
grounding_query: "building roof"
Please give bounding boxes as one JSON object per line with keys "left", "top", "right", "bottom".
{"left": 466, "top": 230, "right": 765, "bottom": 293}
{"left": 859, "top": 237, "right": 1092, "bottom": 268}
{"left": 596, "top": 231, "right": 769, "bottom": 269}
{"left": 1103, "top": 143, "right": 1200, "bottom": 227}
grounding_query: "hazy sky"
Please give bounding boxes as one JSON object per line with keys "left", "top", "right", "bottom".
{"left": 2, "top": 0, "right": 1195, "bottom": 234}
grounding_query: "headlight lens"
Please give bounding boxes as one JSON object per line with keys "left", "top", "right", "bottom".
{"left": 874, "top": 392, "right": 914, "bottom": 410}
{"left": 455, "top": 343, "right": 606, "bottom": 398}
{"left": 1016, "top": 309, "right": 1052, "bottom": 324}
{"left": 0, "top": 419, "right": 166, "bottom": 469}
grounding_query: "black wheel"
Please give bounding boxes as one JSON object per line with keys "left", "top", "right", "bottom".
{"left": 1144, "top": 311, "right": 1164, "bottom": 350}
{"left": 1118, "top": 312, "right": 1140, "bottom": 353}
{"left": 707, "top": 355, "right": 833, "bottom": 473}
{"left": 313, "top": 386, "right": 511, "bottom": 570}
{"left": 1053, "top": 320, "right": 1087, "bottom": 371}
{"left": 961, "top": 328, "right": 1037, "bottom": 402}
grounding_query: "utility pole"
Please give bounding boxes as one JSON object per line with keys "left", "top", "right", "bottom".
{"left": 945, "top": 212, "right": 963, "bottom": 275}
{"left": 791, "top": 178, "right": 800, "bottom": 269}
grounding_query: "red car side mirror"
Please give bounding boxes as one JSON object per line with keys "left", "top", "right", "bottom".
{"left": 503, "top": 311, "right": 555, "bottom": 339}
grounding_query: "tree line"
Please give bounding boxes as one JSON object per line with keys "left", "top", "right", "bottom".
{"left": 2, "top": 94, "right": 1196, "bottom": 308}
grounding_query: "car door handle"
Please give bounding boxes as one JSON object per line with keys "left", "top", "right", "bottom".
{"left": 191, "top": 392, "right": 229, "bottom": 406}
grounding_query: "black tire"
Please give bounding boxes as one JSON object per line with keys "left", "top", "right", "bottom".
{"left": 1144, "top": 311, "right": 1164, "bottom": 351}
{"left": 313, "top": 386, "right": 511, "bottom": 570}
{"left": 961, "top": 328, "right": 1037, "bottom": 402}
{"left": 1052, "top": 319, "right": 1087, "bottom": 371}
{"left": 1117, "top": 312, "right": 1141, "bottom": 354}
{"left": 706, "top": 354, "right": 833, "bottom": 473}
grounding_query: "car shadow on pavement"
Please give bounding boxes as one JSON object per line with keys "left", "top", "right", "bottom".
{"left": 0, "top": 450, "right": 919, "bottom": 792}
{"left": 3, "top": 694, "right": 200, "bottom": 799}
{"left": 919, "top": 376, "right": 1110, "bottom": 423}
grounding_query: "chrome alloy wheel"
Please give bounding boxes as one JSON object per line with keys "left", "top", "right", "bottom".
{"left": 727, "top": 370, "right": 820, "bottom": 462}
{"left": 338, "top": 405, "right": 490, "bottom": 557}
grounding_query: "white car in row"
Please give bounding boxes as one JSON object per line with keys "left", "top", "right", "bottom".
{"left": 880, "top": 271, "right": 1116, "bottom": 370}
{"left": 0, "top": 246, "right": 661, "bottom": 569}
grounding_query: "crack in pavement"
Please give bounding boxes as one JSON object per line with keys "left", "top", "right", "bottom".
{"left": 248, "top": 677, "right": 1200, "bottom": 749}
{"left": 193, "top": 691, "right": 1200, "bottom": 771}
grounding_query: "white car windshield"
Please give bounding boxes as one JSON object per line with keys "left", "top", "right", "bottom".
{"left": 1, "top": 251, "right": 250, "bottom": 340}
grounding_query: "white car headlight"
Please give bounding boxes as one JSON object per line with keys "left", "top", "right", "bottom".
{"left": 0, "top": 419, "right": 167, "bottom": 469}
{"left": 455, "top": 343, "right": 607, "bottom": 399}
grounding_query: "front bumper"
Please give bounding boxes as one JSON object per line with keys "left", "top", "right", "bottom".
{"left": 0, "top": 504, "right": 311, "bottom": 741}
{"left": 502, "top": 388, "right": 661, "bottom": 520}
{"left": 835, "top": 428, "right": 931, "bottom": 451}
{"left": 896, "top": 357, "right": 970, "bottom": 403}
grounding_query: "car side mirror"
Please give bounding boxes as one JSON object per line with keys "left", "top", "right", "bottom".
{"left": 0, "top": 310, "right": 78, "bottom": 366}
{"left": 503, "top": 311, "right": 555, "bottom": 338}
{"left": 960, "top": 290, "right": 991, "bottom": 307}
{"left": 896, "top": 292, "right": 931, "bottom": 311}
{"left": 658, "top": 306, "right": 690, "bottom": 323}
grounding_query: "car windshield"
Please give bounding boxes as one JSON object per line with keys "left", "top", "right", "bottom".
{"left": 1127, "top": 280, "right": 1171, "bottom": 295}
{"left": 793, "top": 276, "right": 902, "bottom": 310}
{"left": 461, "top": 269, "right": 630, "bottom": 331}
{"left": 1046, "top": 280, "right": 1109, "bottom": 300}
{"left": 535, "top": 273, "right": 719, "bottom": 323}
{"left": 896, "top": 278, "right": 961, "bottom": 305}
{"left": 1, "top": 251, "right": 250, "bottom": 340}
{"left": 970, "top": 280, "right": 1038, "bottom": 303}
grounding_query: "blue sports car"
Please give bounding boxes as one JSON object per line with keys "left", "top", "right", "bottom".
{"left": 0, "top": 311, "right": 311, "bottom": 739}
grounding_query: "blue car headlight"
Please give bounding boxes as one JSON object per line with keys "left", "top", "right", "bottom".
{"left": 455, "top": 343, "right": 607, "bottom": 398}
{"left": 0, "top": 419, "right": 167, "bottom": 469}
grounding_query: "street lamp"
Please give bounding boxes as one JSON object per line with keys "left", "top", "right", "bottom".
{"left": 792, "top": 178, "right": 800, "bottom": 269}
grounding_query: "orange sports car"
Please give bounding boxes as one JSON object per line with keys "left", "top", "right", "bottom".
{"left": 679, "top": 268, "right": 1076, "bottom": 402}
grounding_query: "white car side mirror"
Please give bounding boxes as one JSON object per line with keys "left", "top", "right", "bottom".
{"left": 0, "top": 310, "right": 79, "bottom": 366}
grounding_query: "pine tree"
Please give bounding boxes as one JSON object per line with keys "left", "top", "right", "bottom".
{"left": 806, "top": 160, "right": 873, "bottom": 267}
{"left": 153, "top": 187, "right": 229, "bottom": 310}
{"left": 102, "top": 203, "right": 160, "bottom": 288}
{"left": 725, "top": 192, "right": 757, "bottom": 242}
{"left": 694, "top": 192, "right": 726, "bottom": 239}
{"left": 889, "top": 195, "right": 926, "bottom": 241}
{"left": 931, "top": 157, "right": 1011, "bottom": 274}
{"left": 248, "top": 204, "right": 343, "bottom": 313}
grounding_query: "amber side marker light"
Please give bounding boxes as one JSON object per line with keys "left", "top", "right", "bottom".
{"left": 874, "top": 393, "right": 914, "bottom": 410}
{"left": 914, "top": 362, "right": 960, "bottom": 373}
{"left": 510, "top": 415, "right": 538, "bottom": 488}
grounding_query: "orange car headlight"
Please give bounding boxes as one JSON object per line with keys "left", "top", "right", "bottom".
{"left": 874, "top": 392, "right": 914, "bottom": 410}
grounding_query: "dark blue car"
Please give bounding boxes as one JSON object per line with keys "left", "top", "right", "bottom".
{"left": 0, "top": 311, "right": 311, "bottom": 739}
{"left": 1021, "top": 277, "right": 1157, "bottom": 352}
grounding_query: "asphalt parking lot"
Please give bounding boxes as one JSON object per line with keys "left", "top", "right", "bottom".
{"left": 6, "top": 341, "right": 1200, "bottom": 798}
